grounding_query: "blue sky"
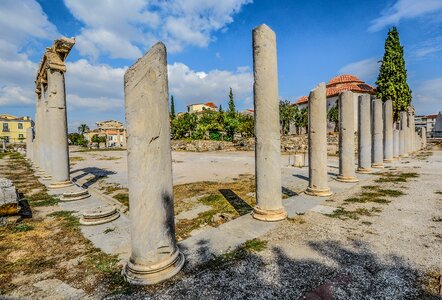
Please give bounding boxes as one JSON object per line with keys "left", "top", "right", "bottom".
{"left": 0, "top": 0, "right": 441, "bottom": 132}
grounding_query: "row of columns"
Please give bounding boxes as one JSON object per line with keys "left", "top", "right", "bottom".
{"left": 26, "top": 38, "right": 75, "bottom": 189}
{"left": 120, "top": 24, "right": 428, "bottom": 285}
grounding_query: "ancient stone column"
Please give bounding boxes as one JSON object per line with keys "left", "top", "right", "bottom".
{"left": 47, "top": 69, "right": 72, "bottom": 188}
{"left": 393, "top": 126, "right": 399, "bottom": 158}
{"left": 383, "top": 100, "right": 394, "bottom": 162}
{"left": 25, "top": 127, "right": 33, "bottom": 161}
{"left": 123, "top": 42, "right": 184, "bottom": 285}
{"left": 306, "top": 83, "right": 332, "bottom": 196}
{"left": 407, "top": 108, "right": 414, "bottom": 152}
{"left": 36, "top": 85, "right": 50, "bottom": 175}
{"left": 357, "top": 94, "right": 372, "bottom": 173}
{"left": 41, "top": 87, "right": 52, "bottom": 179}
{"left": 399, "top": 111, "right": 407, "bottom": 157}
{"left": 33, "top": 92, "right": 42, "bottom": 169}
{"left": 337, "top": 91, "right": 358, "bottom": 182}
{"left": 251, "top": 24, "right": 287, "bottom": 221}
{"left": 422, "top": 127, "right": 427, "bottom": 148}
{"left": 371, "top": 99, "right": 384, "bottom": 168}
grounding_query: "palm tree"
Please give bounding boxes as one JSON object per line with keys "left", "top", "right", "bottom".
{"left": 77, "top": 124, "right": 90, "bottom": 135}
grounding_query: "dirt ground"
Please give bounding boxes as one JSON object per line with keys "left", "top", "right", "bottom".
{"left": 108, "top": 147, "right": 442, "bottom": 299}
{"left": 1, "top": 146, "right": 441, "bottom": 299}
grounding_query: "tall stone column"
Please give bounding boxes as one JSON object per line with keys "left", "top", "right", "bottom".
{"left": 123, "top": 42, "right": 184, "bottom": 285}
{"left": 36, "top": 85, "right": 50, "bottom": 175}
{"left": 422, "top": 127, "right": 427, "bottom": 148}
{"left": 383, "top": 100, "right": 394, "bottom": 162}
{"left": 357, "top": 94, "right": 372, "bottom": 173}
{"left": 393, "top": 125, "right": 399, "bottom": 158}
{"left": 371, "top": 99, "right": 384, "bottom": 168}
{"left": 47, "top": 69, "right": 72, "bottom": 188}
{"left": 33, "top": 92, "right": 42, "bottom": 169}
{"left": 41, "top": 88, "right": 52, "bottom": 179}
{"left": 25, "top": 127, "right": 33, "bottom": 161}
{"left": 306, "top": 83, "right": 332, "bottom": 196}
{"left": 337, "top": 91, "right": 358, "bottom": 182}
{"left": 399, "top": 111, "right": 407, "bottom": 157}
{"left": 252, "top": 24, "right": 287, "bottom": 221}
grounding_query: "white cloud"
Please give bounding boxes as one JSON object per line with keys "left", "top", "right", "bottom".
{"left": 0, "top": 0, "right": 57, "bottom": 108}
{"left": 413, "top": 77, "right": 442, "bottom": 115}
{"left": 168, "top": 62, "right": 253, "bottom": 109}
{"left": 64, "top": 0, "right": 252, "bottom": 59}
{"left": 338, "top": 58, "right": 380, "bottom": 83}
{"left": 369, "top": 0, "right": 442, "bottom": 32}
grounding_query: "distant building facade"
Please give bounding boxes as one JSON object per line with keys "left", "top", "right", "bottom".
{"left": 86, "top": 120, "right": 126, "bottom": 147}
{"left": 187, "top": 102, "right": 218, "bottom": 113}
{"left": 0, "top": 114, "right": 33, "bottom": 144}
{"left": 293, "top": 74, "right": 377, "bottom": 132}
{"left": 415, "top": 114, "right": 437, "bottom": 137}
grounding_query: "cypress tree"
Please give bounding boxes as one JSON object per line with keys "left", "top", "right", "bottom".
{"left": 376, "top": 27, "right": 412, "bottom": 121}
{"left": 219, "top": 104, "right": 223, "bottom": 112}
{"left": 170, "top": 95, "right": 176, "bottom": 119}
{"left": 228, "top": 87, "right": 235, "bottom": 116}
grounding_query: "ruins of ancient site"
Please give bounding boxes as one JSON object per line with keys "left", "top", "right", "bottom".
{"left": 1, "top": 1, "right": 441, "bottom": 299}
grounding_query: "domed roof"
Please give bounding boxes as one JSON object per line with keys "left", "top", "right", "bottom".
{"left": 327, "top": 74, "right": 364, "bottom": 86}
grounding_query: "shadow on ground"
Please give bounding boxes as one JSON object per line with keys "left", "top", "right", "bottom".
{"left": 71, "top": 167, "right": 116, "bottom": 188}
{"left": 106, "top": 239, "right": 438, "bottom": 299}
{"left": 219, "top": 189, "right": 253, "bottom": 215}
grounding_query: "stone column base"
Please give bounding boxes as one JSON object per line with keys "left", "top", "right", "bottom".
{"left": 400, "top": 154, "right": 408, "bottom": 158}
{"left": 356, "top": 167, "right": 372, "bottom": 174}
{"left": 60, "top": 189, "right": 90, "bottom": 201}
{"left": 79, "top": 206, "right": 119, "bottom": 225}
{"left": 305, "top": 187, "right": 332, "bottom": 197}
{"left": 371, "top": 163, "right": 384, "bottom": 169}
{"left": 252, "top": 206, "right": 287, "bottom": 222}
{"left": 383, "top": 159, "right": 394, "bottom": 163}
{"left": 48, "top": 180, "right": 73, "bottom": 189}
{"left": 336, "top": 175, "right": 359, "bottom": 183}
{"left": 42, "top": 175, "right": 52, "bottom": 181}
{"left": 123, "top": 249, "right": 185, "bottom": 285}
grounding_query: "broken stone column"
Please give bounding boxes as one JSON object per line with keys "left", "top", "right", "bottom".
{"left": 357, "top": 94, "right": 372, "bottom": 173}
{"left": 393, "top": 125, "right": 399, "bottom": 158}
{"left": 407, "top": 107, "right": 414, "bottom": 152}
{"left": 337, "top": 91, "right": 358, "bottom": 182}
{"left": 399, "top": 111, "right": 407, "bottom": 157}
{"left": 47, "top": 68, "right": 72, "bottom": 188}
{"left": 371, "top": 99, "right": 384, "bottom": 168}
{"left": 26, "top": 127, "right": 33, "bottom": 161}
{"left": 383, "top": 100, "right": 394, "bottom": 162}
{"left": 123, "top": 42, "right": 184, "bottom": 285}
{"left": 306, "top": 83, "right": 332, "bottom": 196}
{"left": 0, "top": 178, "right": 19, "bottom": 216}
{"left": 251, "top": 24, "right": 287, "bottom": 221}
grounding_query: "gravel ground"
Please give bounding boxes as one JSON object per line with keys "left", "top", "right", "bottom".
{"left": 107, "top": 148, "right": 442, "bottom": 300}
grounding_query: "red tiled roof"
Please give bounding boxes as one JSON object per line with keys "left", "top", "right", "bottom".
{"left": 328, "top": 74, "right": 364, "bottom": 86}
{"left": 294, "top": 96, "right": 308, "bottom": 105}
{"left": 326, "top": 83, "right": 376, "bottom": 97}
{"left": 204, "top": 102, "right": 218, "bottom": 108}
{"left": 425, "top": 114, "right": 437, "bottom": 119}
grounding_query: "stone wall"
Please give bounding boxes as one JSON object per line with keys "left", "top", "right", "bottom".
{"left": 170, "top": 133, "right": 357, "bottom": 154}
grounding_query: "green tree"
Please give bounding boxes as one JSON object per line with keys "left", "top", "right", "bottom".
{"left": 218, "top": 104, "right": 223, "bottom": 113}
{"left": 327, "top": 101, "right": 339, "bottom": 132}
{"left": 237, "top": 114, "right": 254, "bottom": 138}
{"left": 279, "top": 100, "right": 296, "bottom": 135}
{"left": 171, "top": 113, "right": 198, "bottom": 139}
{"left": 77, "top": 124, "right": 90, "bottom": 135}
{"left": 376, "top": 27, "right": 412, "bottom": 121}
{"left": 228, "top": 87, "right": 236, "bottom": 117}
{"left": 294, "top": 107, "right": 308, "bottom": 134}
{"left": 170, "top": 95, "right": 176, "bottom": 119}
{"left": 91, "top": 134, "right": 107, "bottom": 148}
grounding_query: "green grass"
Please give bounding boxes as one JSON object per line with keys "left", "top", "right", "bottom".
{"left": 27, "top": 192, "right": 59, "bottom": 207}
{"left": 104, "top": 228, "right": 115, "bottom": 234}
{"left": 343, "top": 186, "right": 405, "bottom": 204}
{"left": 48, "top": 211, "right": 80, "bottom": 229}
{"left": 12, "top": 224, "right": 34, "bottom": 233}
{"left": 329, "top": 207, "right": 382, "bottom": 220}
{"left": 375, "top": 172, "right": 419, "bottom": 183}
{"left": 113, "top": 193, "right": 129, "bottom": 207}
{"left": 435, "top": 191, "right": 442, "bottom": 195}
